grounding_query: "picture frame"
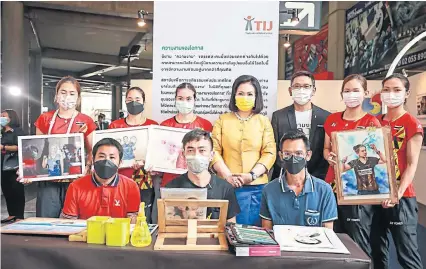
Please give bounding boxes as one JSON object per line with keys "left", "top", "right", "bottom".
{"left": 93, "top": 126, "right": 149, "bottom": 168}
{"left": 160, "top": 188, "right": 208, "bottom": 220}
{"left": 422, "top": 124, "right": 426, "bottom": 150}
{"left": 331, "top": 127, "right": 398, "bottom": 205}
{"left": 144, "top": 125, "right": 192, "bottom": 174}
{"left": 417, "top": 93, "right": 426, "bottom": 119}
{"left": 18, "top": 133, "right": 85, "bottom": 182}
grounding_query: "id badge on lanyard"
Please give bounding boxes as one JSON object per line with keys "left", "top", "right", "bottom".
{"left": 48, "top": 110, "right": 78, "bottom": 135}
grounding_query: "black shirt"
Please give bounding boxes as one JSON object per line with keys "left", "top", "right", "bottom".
{"left": 166, "top": 173, "right": 240, "bottom": 220}
{"left": 348, "top": 157, "right": 380, "bottom": 191}
{"left": 1, "top": 127, "right": 26, "bottom": 168}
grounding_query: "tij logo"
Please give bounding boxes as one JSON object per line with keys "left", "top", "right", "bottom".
{"left": 244, "top": 16, "right": 273, "bottom": 34}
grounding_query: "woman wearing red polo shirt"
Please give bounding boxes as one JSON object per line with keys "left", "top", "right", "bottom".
{"left": 109, "top": 86, "right": 158, "bottom": 223}
{"left": 371, "top": 74, "right": 423, "bottom": 269}
{"left": 32, "top": 76, "right": 97, "bottom": 218}
{"left": 323, "top": 74, "right": 380, "bottom": 259}
{"left": 160, "top": 82, "right": 213, "bottom": 187}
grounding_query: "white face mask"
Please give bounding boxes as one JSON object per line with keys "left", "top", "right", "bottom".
{"left": 185, "top": 155, "right": 210, "bottom": 174}
{"left": 292, "top": 89, "right": 313, "bottom": 105}
{"left": 381, "top": 92, "right": 406, "bottom": 108}
{"left": 176, "top": 100, "right": 194, "bottom": 114}
{"left": 58, "top": 95, "right": 78, "bottom": 110}
{"left": 342, "top": 92, "right": 363, "bottom": 108}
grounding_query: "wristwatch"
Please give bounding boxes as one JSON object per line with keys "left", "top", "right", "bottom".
{"left": 249, "top": 171, "right": 258, "bottom": 181}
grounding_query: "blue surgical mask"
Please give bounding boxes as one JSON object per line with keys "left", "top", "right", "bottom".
{"left": 0, "top": 117, "right": 9, "bottom": 127}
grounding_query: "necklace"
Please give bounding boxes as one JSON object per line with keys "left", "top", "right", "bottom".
{"left": 234, "top": 112, "right": 253, "bottom": 121}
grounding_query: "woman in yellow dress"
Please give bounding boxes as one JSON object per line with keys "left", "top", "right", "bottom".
{"left": 211, "top": 75, "right": 276, "bottom": 226}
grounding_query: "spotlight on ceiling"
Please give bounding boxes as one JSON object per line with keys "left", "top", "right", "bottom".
{"left": 291, "top": 10, "right": 299, "bottom": 23}
{"left": 283, "top": 35, "right": 291, "bottom": 48}
{"left": 9, "top": 86, "right": 21, "bottom": 96}
{"left": 137, "top": 10, "right": 148, "bottom": 27}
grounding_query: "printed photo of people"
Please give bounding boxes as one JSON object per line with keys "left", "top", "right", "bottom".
{"left": 19, "top": 134, "right": 85, "bottom": 181}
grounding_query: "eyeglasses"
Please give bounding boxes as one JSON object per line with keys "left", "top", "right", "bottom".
{"left": 281, "top": 151, "right": 306, "bottom": 160}
{"left": 291, "top": 85, "right": 313, "bottom": 91}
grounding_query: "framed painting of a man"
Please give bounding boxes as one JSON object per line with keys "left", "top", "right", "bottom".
{"left": 331, "top": 127, "right": 398, "bottom": 205}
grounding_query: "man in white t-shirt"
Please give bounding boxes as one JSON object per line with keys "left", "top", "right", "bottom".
{"left": 271, "top": 71, "right": 330, "bottom": 181}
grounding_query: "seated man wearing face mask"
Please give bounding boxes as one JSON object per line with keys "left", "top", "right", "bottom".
{"left": 260, "top": 130, "right": 337, "bottom": 229}
{"left": 166, "top": 129, "right": 240, "bottom": 222}
{"left": 60, "top": 138, "right": 141, "bottom": 222}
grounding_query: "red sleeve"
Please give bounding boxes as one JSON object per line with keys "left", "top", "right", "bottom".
{"left": 62, "top": 182, "right": 79, "bottom": 217}
{"left": 202, "top": 118, "right": 213, "bottom": 132}
{"left": 34, "top": 113, "right": 49, "bottom": 134}
{"left": 127, "top": 180, "right": 141, "bottom": 213}
{"left": 406, "top": 116, "right": 424, "bottom": 140}
{"left": 146, "top": 119, "right": 159, "bottom": 126}
{"left": 84, "top": 117, "right": 97, "bottom": 137}
{"left": 160, "top": 118, "right": 172, "bottom": 127}
{"left": 368, "top": 116, "right": 381, "bottom": 128}
{"left": 324, "top": 114, "right": 334, "bottom": 137}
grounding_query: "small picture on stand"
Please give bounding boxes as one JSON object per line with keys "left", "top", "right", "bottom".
{"left": 160, "top": 188, "right": 208, "bottom": 220}
{"left": 18, "top": 134, "right": 85, "bottom": 182}
{"left": 331, "top": 127, "right": 398, "bottom": 205}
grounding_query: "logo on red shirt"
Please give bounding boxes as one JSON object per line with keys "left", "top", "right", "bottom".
{"left": 114, "top": 199, "right": 121, "bottom": 207}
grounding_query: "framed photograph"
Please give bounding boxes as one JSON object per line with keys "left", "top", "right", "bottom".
{"left": 145, "top": 126, "right": 191, "bottom": 174}
{"left": 160, "top": 188, "right": 208, "bottom": 220}
{"left": 93, "top": 127, "right": 149, "bottom": 168}
{"left": 273, "top": 225, "right": 349, "bottom": 254}
{"left": 331, "top": 127, "right": 398, "bottom": 205}
{"left": 18, "top": 134, "right": 85, "bottom": 182}
{"left": 417, "top": 93, "right": 426, "bottom": 118}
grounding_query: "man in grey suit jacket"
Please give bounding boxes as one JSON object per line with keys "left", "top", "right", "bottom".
{"left": 271, "top": 71, "right": 330, "bottom": 180}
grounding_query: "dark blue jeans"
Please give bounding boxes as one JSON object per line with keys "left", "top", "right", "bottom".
{"left": 235, "top": 184, "right": 264, "bottom": 226}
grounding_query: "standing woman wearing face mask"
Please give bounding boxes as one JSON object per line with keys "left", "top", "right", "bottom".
{"left": 371, "top": 74, "right": 423, "bottom": 269}
{"left": 323, "top": 74, "right": 380, "bottom": 259}
{"left": 27, "top": 76, "right": 97, "bottom": 218}
{"left": 160, "top": 83, "right": 213, "bottom": 187}
{"left": 109, "top": 86, "right": 158, "bottom": 223}
{"left": 211, "top": 75, "right": 276, "bottom": 226}
{"left": 1, "top": 109, "right": 26, "bottom": 223}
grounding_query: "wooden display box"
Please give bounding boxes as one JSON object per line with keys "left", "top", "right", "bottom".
{"left": 154, "top": 199, "right": 229, "bottom": 251}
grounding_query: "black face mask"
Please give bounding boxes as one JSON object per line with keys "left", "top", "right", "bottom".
{"left": 126, "top": 101, "right": 144, "bottom": 115}
{"left": 282, "top": 155, "right": 306, "bottom": 175}
{"left": 94, "top": 160, "right": 118, "bottom": 180}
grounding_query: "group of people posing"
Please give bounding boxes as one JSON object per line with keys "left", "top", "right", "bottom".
{"left": 0, "top": 70, "right": 423, "bottom": 269}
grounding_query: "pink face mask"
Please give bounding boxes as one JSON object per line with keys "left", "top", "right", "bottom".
{"left": 342, "top": 92, "right": 363, "bottom": 108}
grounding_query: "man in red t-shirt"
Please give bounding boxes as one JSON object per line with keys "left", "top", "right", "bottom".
{"left": 371, "top": 74, "right": 424, "bottom": 269}
{"left": 60, "top": 138, "right": 140, "bottom": 222}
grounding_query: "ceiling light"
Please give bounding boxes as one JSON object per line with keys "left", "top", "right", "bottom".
{"left": 137, "top": 10, "right": 147, "bottom": 27}
{"left": 283, "top": 35, "right": 291, "bottom": 48}
{"left": 291, "top": 10, "right": 299, "bottom": 23}
{"left": 9, "top": 86, "right": 21, "bottom": 96}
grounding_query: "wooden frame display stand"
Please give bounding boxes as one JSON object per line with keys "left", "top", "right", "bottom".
{"left": 154, "top": 199, "right": 229, "bottom": 251}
